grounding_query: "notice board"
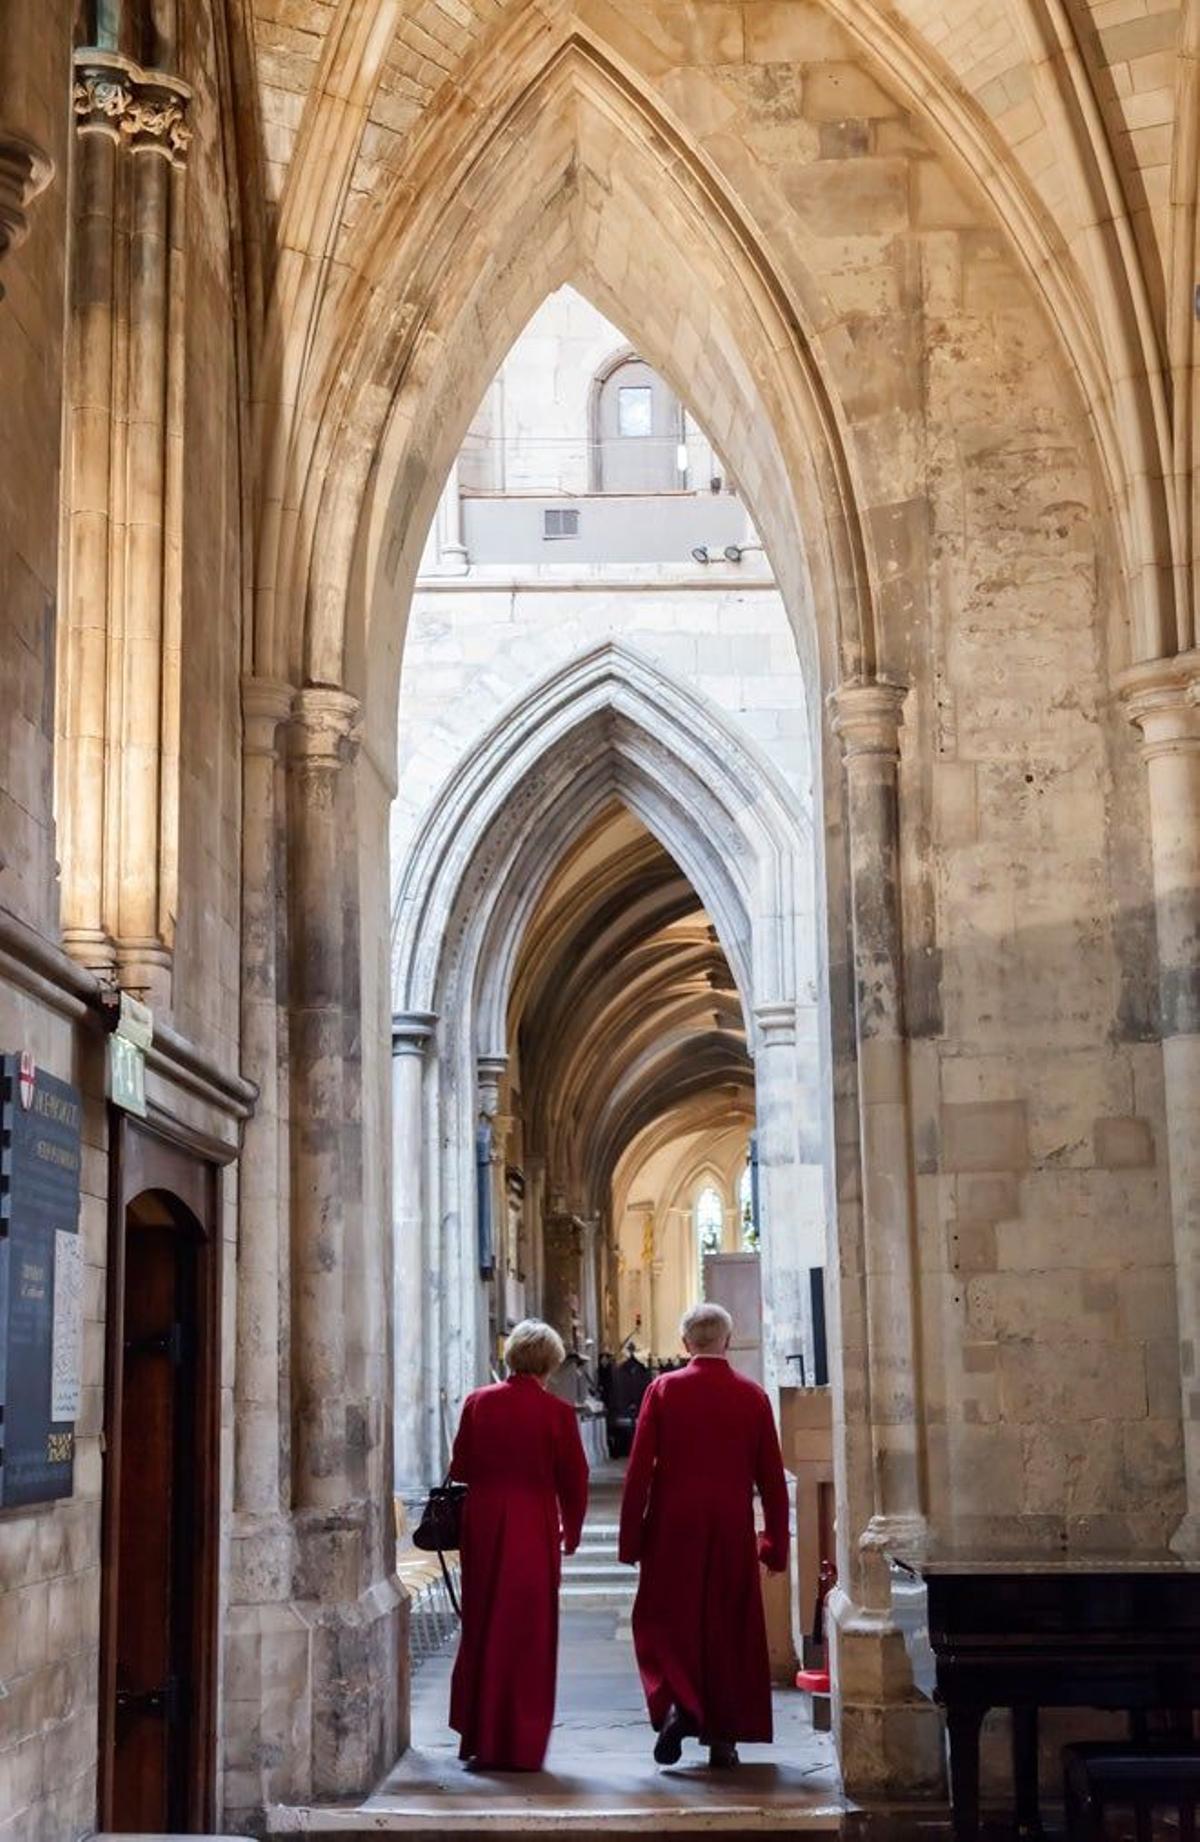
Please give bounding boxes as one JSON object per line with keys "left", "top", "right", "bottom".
{"left": 0, "top": 1056, "right": 84, "bottom": 1508}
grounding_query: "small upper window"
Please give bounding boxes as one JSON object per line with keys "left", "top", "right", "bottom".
{"left": 543, "top": 506, "right": 579, "bottom": 540}
{"left": 696, "top": 1186, "right": 724, "bottom": 1264}
{"left": 739, "top": 1162, "right": 759, "bottom": 1253}
{"left": 617, "top": 385, "right": 653, "bottom": 438}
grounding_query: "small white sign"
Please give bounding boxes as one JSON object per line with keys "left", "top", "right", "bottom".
{"left": 50, "top": 1230, "right": 83, "bottom": 1422}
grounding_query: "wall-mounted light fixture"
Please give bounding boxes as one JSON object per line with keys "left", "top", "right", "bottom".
{"left": 690, "top": 545, "right": 710, "bottom": 564}
{"left": 723, "top": 541, "right": 765, "bottom": 563}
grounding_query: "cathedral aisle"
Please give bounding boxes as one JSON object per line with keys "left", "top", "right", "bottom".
{"left": 270, "top": 1478, "right": 842, "bottom": 1836}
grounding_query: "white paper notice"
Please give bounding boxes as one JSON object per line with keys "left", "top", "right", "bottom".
{"left": 51, "top": 1230, "right": 83, "bottom": 1422}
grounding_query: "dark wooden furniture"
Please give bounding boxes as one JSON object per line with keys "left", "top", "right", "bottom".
{"left": 1063, "top": 1742, "right": 1200, "bottom": 1842}
{"left": 899, "top": 1554, "right": 1200, "bottom": 1842}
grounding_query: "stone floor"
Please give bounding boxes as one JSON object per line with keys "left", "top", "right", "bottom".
{"left": 272, "top": 1463, "right": 847, "bottom": 1835}
{"left": 272, "top": 1603, "right": 843, "bottom": 1835}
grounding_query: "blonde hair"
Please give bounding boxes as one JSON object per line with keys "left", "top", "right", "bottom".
{"left": 504, "top": 1318, "right": 566, "bottom": 1377}
{"left": 680, "top": 1302, "right": 733, "bottom": 1353}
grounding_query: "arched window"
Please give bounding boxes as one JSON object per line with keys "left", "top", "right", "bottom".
{"left": 696, "top": 1185, "right": 724, "bottom": 1271}
{"left": 739, "top": 1162, "right": 759, "bottom": 1253}
{"left": 590, "top": 354, "right": 685, "bottom": 493}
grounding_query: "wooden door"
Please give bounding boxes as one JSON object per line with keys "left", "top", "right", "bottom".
{"left": 99, "top": 1122, "right": 219, "bottom": 1834}
{"left": 111, "top": 1193, "right": 198, "bottom": 1828}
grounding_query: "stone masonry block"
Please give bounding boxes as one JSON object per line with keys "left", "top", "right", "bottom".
{"left": 1093, "top": 1115, "right": 1155, "bottom": 1169}
{"left": 802, "top": 62, "right": 898, "bottom": 119}
{"left": 958, "top": 1173, "right": 1019, "bottom": 1221}
{"left": 942, "top": 1100, "right": 1030, "bottom": 1172}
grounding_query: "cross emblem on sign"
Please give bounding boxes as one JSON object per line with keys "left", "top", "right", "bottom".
{"left": 18, "top": 1049, "right": 35, "bottom": 1109}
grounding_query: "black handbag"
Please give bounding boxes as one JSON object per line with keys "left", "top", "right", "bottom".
{"left": 412, "top": 1479, "right": 467, "bottom": 1616}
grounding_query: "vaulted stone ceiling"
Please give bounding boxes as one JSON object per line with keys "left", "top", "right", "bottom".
{"left": 509, "top": 803, "right": 752, "bottom": 1215}
{"left": 247, "top": 0, "right": 1184, "bottom": 329}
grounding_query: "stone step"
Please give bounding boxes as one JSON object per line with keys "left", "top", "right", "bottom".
{"left": 269, "top": 1806, "right": 843, "bottom": 1837}
{"left": 559, "top": 1585, "right": 637, "bottom": 1609}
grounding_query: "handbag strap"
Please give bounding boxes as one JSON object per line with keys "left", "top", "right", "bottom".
{"left": 438, "top": 1547, "right": 461, "bottom": 1618}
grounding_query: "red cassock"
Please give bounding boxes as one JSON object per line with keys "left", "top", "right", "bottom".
{"left": 618, "top": 1356, "right": 789, "bottom": 1744}
{"left": 448, "top": 1374, "right": 589, "bottom": 1769}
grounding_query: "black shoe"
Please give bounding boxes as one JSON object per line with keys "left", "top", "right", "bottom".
{"left": 653, "top": 1704, "right": 690, "bottom": 1765}
{"left": 708, "top": 1740, "right": 739, "bottom": 1769}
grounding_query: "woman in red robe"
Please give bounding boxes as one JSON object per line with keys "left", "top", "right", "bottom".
{"left": 448, "top": 1318, "right": 589, "bottom": 1771}
{"left": 618, "top": 1303, "right": 789, "bottom": 1766}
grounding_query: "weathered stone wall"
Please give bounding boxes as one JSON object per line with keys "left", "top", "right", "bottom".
{"left": 0, "top": 8, "right": 101, "bottom": 1839}
{"left": 0, "top": 1, "right": 249, "bottom": 1835}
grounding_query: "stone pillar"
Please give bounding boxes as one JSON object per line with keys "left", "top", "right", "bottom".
{"left": 288, "top": 687, "right": 360, "bottom": 1514}
{"left": 1120, "top": 653, "right": 1200, "bottom": 1553}
{"left": 435, "top": 456, "right": 470, "bottom": 574}
{"left": 579, "top": 1216, "right": 601, "bottom": 1361}
{"left": 826, "top": 680, "right": 941, "bottom": 1798}
{"left": 526, "top": 1156, "right": 546, "bottom": 1315}
{"left": 236, "top": 678, "right": 294, "bottom": 1525}
{"left": 285, "top": 686, "right": 405, "bottom": 1801}
{"left": 754, "top": 1000, "right": 823, "bottom": 1396}
{"left": 543, "top": 1211, "right": 582, "bottom": 1347}
{"left": 224, "top": 680, "right": 313, "bottom": 1826}
{"left": 59, "top": 50, "right": 191, "bottom": 1000}
{"left": 392, "top": 1010, "right": 435, "bottom": 1494}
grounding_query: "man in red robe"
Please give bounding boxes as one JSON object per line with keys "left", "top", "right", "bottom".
{"left": 618, "top": 1302, "right": 789, "bottom": 1769}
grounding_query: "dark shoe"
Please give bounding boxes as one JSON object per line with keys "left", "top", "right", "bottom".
{"left": 708, "top": 1740, "right": 740, "bottom": 1769}
{"left": 653, "top": 1703, "right": 690, "bottom": 1765}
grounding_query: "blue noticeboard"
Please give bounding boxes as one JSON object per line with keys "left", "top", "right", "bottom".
{"left": 0, "top": 1057, "right": 84, "bottom": 1508}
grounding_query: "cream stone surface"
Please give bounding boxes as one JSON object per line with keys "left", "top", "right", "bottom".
{"left": 2, "top": 0, "right": 1200, "bottom": 1833}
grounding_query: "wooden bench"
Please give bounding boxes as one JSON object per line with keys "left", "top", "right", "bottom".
{"left": 1064, "top": 1742, "right": 1200, "bottom": 1842}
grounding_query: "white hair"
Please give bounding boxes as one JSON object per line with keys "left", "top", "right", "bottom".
{"left": 680, "top": 1302, "right": 733, "bottom": 1353}
{"left": 504, "top": 1318, "right": 566, "bottom": 1377}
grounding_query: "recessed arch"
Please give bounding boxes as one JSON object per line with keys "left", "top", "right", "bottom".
{"left": 390, "top": 639, "right": 825, "bottom": 1484}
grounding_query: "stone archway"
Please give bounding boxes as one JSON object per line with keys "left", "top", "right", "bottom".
{"left": 390, "top": 640, "right": 824, "bottom": 1489}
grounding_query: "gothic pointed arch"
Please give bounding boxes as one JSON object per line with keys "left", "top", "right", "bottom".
{"left": 391, "top": 639, "right": 813, "bottom": 1045}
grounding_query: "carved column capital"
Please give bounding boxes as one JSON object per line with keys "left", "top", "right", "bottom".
{"left": 477, "top": 1053, "right": 507, "bottom": 1120}
{"left": 1117, "top": 652, "right": 1200, "bottom": 760}
{"left": 753, "top": 999, "right": 797, "bottom": 1047}
{"left": 289, "top": 686, "right": 361, "bottom": 768}
{"left": 0, "top": 133, "right": 53, "bottom": 274}
{"left": 242, "top": 676, "right": 295, "bottom": 758}
{"left": 391, "top": 1011, "right": 436, "bottom": 1058}
{"left": 828, "top": 678, "right": 908, "bottom": 761}
{"left": 73, "top": 49, "right": 192, "bottom": 166}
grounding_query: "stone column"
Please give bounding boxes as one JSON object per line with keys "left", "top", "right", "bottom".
{"left": 392, "top": 1011, "right": 435, "bottom": 1494}
{"left": 754, "top": 1000, "right": 824, "bottom": 1396}
{"left": 579, "top": 1216, "right": 601, "bottom": 1361}
{"left": 435, "top": 456, "right": 470, "bottom": 574}
{"left": 543, "top": 1211, "right": 582, "bottom": 1347}
{"left": 526, "top": 1156, "right": 546, "bottom": 1315}
{"left": 826, "top": 680, "right": 941, "bottom": 1798}
{"left": 285, "top": 686, "right": 405, "bottom": 1801}
{"left": 236, "top": 678, "right": 294, "bottom": 1525}
{"left": 60, "top": 50, "right": 191, "bottom": 1000}
{"left": 288, "top": 687, "right": 360, "bottom": 1514}
{"left": 828, "top": 682, "right": 925, "bottom": 1562}
{"left": 1120, "top": 653, "right": 1200, "bottom": 1552}
{"left": 224, "top": 681, "right": 312, "bottom": 1824}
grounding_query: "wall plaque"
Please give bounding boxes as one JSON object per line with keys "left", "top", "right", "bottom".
{"left": 0, "top": 1056, "right": 84, "bottom": 1508}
